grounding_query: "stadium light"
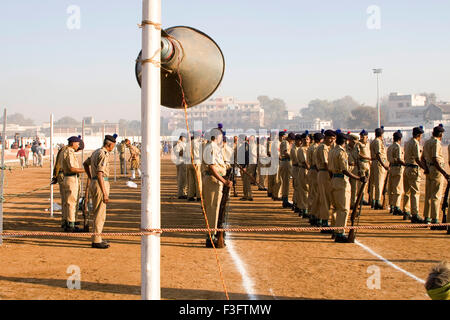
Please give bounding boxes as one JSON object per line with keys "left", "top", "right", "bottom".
{"left": 373, "top": 68, "right": 383, "bottom": 128}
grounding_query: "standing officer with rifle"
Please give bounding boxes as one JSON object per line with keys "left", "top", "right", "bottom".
{"left": 202, "top": 128, "right": 233, "bottom": 248}
{"left": 328, "top": 132, "right": 366, "bottom": 243}
{"left": 370, "top": 127, "right": 389, "bottom": 210}
{"left": 402, "top": 126, "right": 427, "bottom": 222}
{"left": 387, "top": 130, "right": 405, "bottom": 216}
{"left": 422, "top": 124, "right": 449, "bottom": 227}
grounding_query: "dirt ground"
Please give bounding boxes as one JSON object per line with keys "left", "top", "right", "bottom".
{"left": 0, "top": 153, "right": 449, "bottom": 300}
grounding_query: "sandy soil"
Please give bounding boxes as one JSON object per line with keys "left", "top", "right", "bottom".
{"left": 0, "top": 153, "right": 449, "bottom": 300}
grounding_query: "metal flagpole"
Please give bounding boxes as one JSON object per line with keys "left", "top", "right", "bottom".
{"left": 50, "top": 113, "right": 54, "bottom": 217}
{"left": 114, "top": 124, "right": 118, "bottom": 182}
{"left": 0, "top": 108, "right": 6, "bottom": 245}
{"left": 141, "top": 0, "right": 161, "bottom": 300}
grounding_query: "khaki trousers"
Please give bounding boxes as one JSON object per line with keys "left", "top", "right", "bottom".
{"left": 258, "top": 163, "right": 268, "bottom": 188}
{"left": 331, "top": 177, "right": 350, "bottom": 233}
{"left": 187, "top": 164, "right": 201, "bottom": 198}
{"left": 317, "top": 170, "right": 332, "bottom": 220}
{"left": 307, "top": 169, "right": 319, "bottom": 215}
{"left": 241, "top": 168, "right": 253, "bottom": 198}
{"left": 402, "top": 166, "right": 420, "bottom": 215}
{"left": 268, "top": 167, "right": 281, "bottom": 198}
{"left": 279, "top": 160, "right": 291, "bottom": 197}
{"left": 423, "top": 167, "right": 443, "bottom": 220}
{"left": 297, "top": 168, "right": 309, "bottom": 210}
{"left": 202, "top": 174, "right": 223, "bottom": 236}
{"left": 373, "top": 161, "right": 387, "bottom": 202}
{"left": 63, "top": 175, "right": 79, "bottom": 223}
{"left": 89, "top": 179, "right": 110, "bottom": 243}
{"left": 350, "top": 166, "right": 358, "bottom": 206}
{"left": 176, "top": 164, "right": 187, "bottom": 197}
{"left": 58, "top": 174, "right": 67, "bottom": 223}
{"left": 388, "top": 166, "right": 403, "bottom": 208}
{"left": 292, "top": 166, "right": 299, "bottom": 204}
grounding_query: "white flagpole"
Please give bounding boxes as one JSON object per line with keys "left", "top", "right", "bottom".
{"left": 141, "top": 0, "right": 161, "bottom": 300}
{"left": 50, "top": 114, "right": 54, "bottom": 217}
{"left": 0, "top": 108, "right": 6, "bottom": 245}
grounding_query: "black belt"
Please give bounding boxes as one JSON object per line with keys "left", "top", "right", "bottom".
{"left": 332, "top": 173, "right": 345, "bottom": 178}
{"left": 280, "top": 158, "right": 290, "bottom": 162}
{"left": 390, "top": 164, "right": 402, "bottom": 167}
{"left": 406, "top": 164, "right": 418, "bottom": 168}
{"left": 64, "top": 173, "right": 79, "bottom": 177}
{"left": 310, "top": 166, "right": 317, "bottom": 170}
{"left": 360, "top": 159, "right": 369, "bottom": 163}
{"left": 318, "top": 168, "right": 328, "bottom": 172}
{"left": 292, "top": 164, "right": 299, "bottom": 167}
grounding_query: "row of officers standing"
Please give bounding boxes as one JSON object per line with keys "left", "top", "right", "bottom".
{"left": 174, "top": 124, "right": 450, "bottom": 247}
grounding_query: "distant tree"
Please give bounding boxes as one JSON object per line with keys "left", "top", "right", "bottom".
{"left": 257, "top": 95, "right": 288, "bottom": 128}
{"left": 301, "top": 96, "right": 359, "bottom": 128}
{"left": 347, "top": 106, "right": 378, "bottom": 130}
{"left": 1, "top": 113, "right": 35, "bottom": 126}
{"left": 55, "top": 116, "right": 79, "bottom": 126}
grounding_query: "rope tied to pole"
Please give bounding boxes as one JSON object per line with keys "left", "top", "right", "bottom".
{"left": 138, "top": 20, "right": 162, "bottom": 30}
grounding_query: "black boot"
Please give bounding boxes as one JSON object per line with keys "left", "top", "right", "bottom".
{"left": 335, "top": 233, "right": 350, "bottom": 243}
{"left": 403, "top": 211, "right": 411, "bottom": 221}
{"left": 320, "top": 220, "right": 333, "bottom": 234}
{"left": 282, "top": 197, "right": 293, "bottom": 208}
{"left": 92, "top": 241, "right": 110, "bottom": 249}
{"left": 65, "top": 222, "right": 82, "bottom": 233}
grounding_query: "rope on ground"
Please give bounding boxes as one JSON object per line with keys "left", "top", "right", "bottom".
{"left": 1, "top": 223, "right": 449, "bottom": 238}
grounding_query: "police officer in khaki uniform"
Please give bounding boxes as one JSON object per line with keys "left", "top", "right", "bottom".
{"left": 315, "top": 130, "right": 336, "bottom": 229}
{"left": 238, "top": 135, "right": 253, "bottom": 201}
{"left": 174, "top": 134, "right": 188, "bottom": 199}
{"left": 62, "top": 136, "right": 85, "bottom": 232}
{"left": 422, "top": 124, "right": 449, "bottom": 226}
{"left": 402, "top": 126, "right": 426, "bottom": 222}
{"left": 186, "top": 131, "right": 202, "bottom": 201}
{"left": 297, "top": 131, "right": 310, "bottom": 218}
{"left": 83, "top": 134, "right": 117, "bottom": 249}
{"left": 291, "top": 134, "right": 302, "bottom": 213}
{"left": 328, "top": 133, "right": 366, "bottom": 243}
{"left": 346, "top": 134, "right": 360, "bottom": 208}
{"left": 269, "top": 131, "right": 283, "bottom": 201}
{"left": 307, "top": 132, "right": 323, "bottom": 225}
{"left": 202, "top": 128, "right": 233, "bottom": 248}
{"left": 118, "top": 140, "right": 127, "bottom": 174}
{"left": 126, "top": 140, "right": 141, "bottom": 180}
{"left": 386, "top": 131, "right": 405, "bottom": 216}
{"left": 370, "top": 127, "right": 389, "bottom": 210}
{"left": 53, "top": 144, "right": 68, "bottom": 229}
{"left": 356, "top": 130, "right": 371, "bottom": 205}
{"left": 280, "top": 132, "right": 294, "bottom": 208}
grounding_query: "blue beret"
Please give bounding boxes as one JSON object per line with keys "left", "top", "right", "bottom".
{"left": 68, "top": 136, "right": 81, "bottom": 143}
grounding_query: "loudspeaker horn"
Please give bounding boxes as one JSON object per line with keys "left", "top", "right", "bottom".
{"left": 136, "top": 26, "right": 225, "bottom": 109}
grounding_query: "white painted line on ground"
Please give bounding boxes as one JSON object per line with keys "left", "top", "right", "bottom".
{"left": 225, "top": 232, "right": 257, "bottom": 300}
{"left": 355, "top": 240, "right": 425, "bottom": 284}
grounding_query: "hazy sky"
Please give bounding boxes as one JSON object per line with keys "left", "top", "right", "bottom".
{"left": 1, "top": 1, "right": 450, "bottom": 124}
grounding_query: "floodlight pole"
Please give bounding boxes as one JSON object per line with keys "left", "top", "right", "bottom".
{"left": 141, "top": 0, "right": 161, "bottom": 300}
{"left": 373, "top": 68, "right": 382, "bottom": 128}
{"left": 81, "top": 119, "right": 85, "bottom": 192}
{"left": 0, "top": 108, "right": 6, "bottom": 245}
{"left": 50, "top": 113, "right": 54, "bottom": 217}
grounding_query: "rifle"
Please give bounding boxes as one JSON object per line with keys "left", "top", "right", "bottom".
{"left": 348, "top": 180, "right": 367, "bottom": 243}
{"left": 78, "top": 196, "right": 89, "bottom": 232}
{"left": 442, "top": 179, "right": 449, "bottom": 224}
{"left": 235, "top": 163, "right": 267, "bottom": 191}
{"left": 381, "top": 169, "right": 390, "bottom": 209}
{"left": 216, "top": 167, "right": 235, "bottom": 248}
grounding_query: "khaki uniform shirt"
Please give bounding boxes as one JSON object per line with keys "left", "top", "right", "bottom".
{"left": 423, "top": 137, "right": 444, "bottom": 167}
{"left": 355, "top": 141, "right": 370, "bottom": 169}
{"left": 290, "top": 145, "right": 299, "bottom": 166}
{"left": 280, "top": 140, "right": 290, "bottom": 160}
{"left": 404, "top": 138, "right": 421, "bottom": 165}
{"left": 387, "top": 142, "right": 403, "bottom": 166}
{"left": 86, "top": 147, "right": 111, "bottom": 178}
{"left": 54, "top": 145, "right": 68, "bottom": 177}
{"left": 371, "top": 138, "right": 388, "bottom": 166}
{"left": 307, "top": 143, "right": 318, "bottom": 169}
{"left": 297, "top": 146, "right": 309, "bottom": 168}
{"left": 314, "top": 143, "right": 329, "bottom": 170}
{"left": 202, "top": 141, "right": 227, "bottom": 177}
{"left": 62, "top": 147, "right": 79, "bottom": 175}
{"left": 328, "top": 145, "right": 349, "bottom": 174}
